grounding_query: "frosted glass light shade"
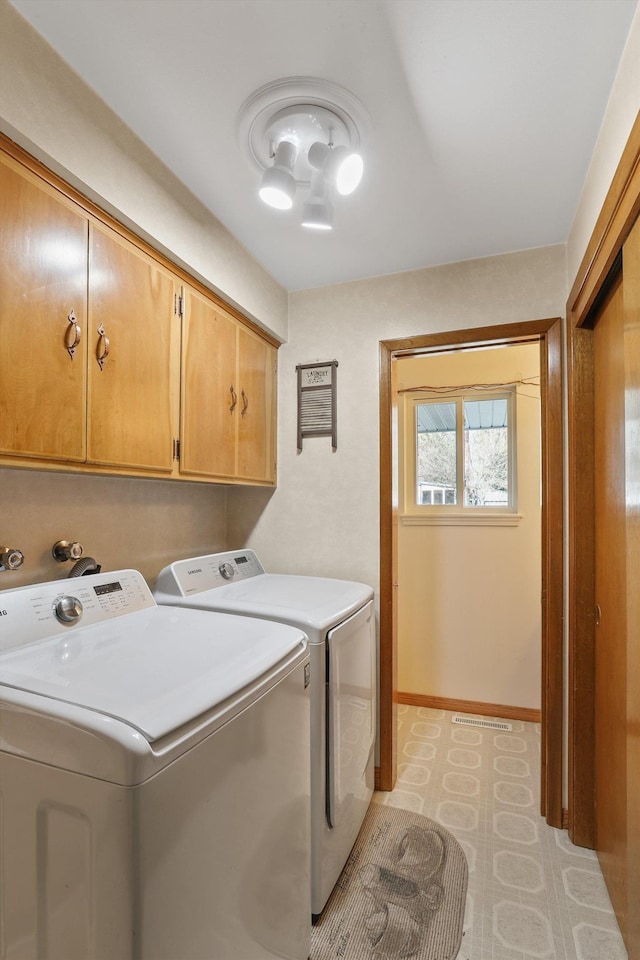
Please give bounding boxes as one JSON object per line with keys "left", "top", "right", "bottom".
{"left": 301, "top": 200, "right": 333, "bottom": 230}
{"left": 308, "top": 142, "right": 364, "bottom": 196}
{"left": 301, "top": 170, "right": 333, "bottom": 230}
{"left": 334, "top": 150, "right": 363, "bottom": 195}
{"left": 259, "top": 140, "right": 297, "bottom": 209}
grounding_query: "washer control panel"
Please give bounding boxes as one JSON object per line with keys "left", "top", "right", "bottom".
{"left": 0, "top": 570, "right": 154, "bottom": 653}
{"left": 158, "top": 550, "right": 265, "bottom": 597}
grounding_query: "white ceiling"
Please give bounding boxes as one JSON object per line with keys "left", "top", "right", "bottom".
{"left": 9, "top": 0, "right": 637, "bottom": 291}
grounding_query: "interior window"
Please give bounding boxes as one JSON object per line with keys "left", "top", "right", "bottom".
{"left": 412, "top": 391, "right": 514, "bottom": 513}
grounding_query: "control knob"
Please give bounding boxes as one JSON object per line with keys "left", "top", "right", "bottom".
{"left": 219, "top": 562, "right": 235, "bottom": 580}
{"left": 54, "top": 595, "right": 83, "bottom": 624}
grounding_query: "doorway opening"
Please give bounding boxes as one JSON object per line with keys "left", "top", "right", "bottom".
{"left": 395, "top": 342, "right": 542, "bottom": 721}
{"left": 378, "top": 318, "right": 564, "bottom": 828}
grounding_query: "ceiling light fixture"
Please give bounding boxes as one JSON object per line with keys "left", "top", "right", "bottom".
{"left": 259, "top": 140, "right": 297, "bottom": 210}
{"left": 301, "top": 170, "right": 333, "bottom": 230}
{"left": 307, "top": 142, "right": 364, "bottom": 196}
{"left": 238, "top": 78, "right": 369, "bottom": 231}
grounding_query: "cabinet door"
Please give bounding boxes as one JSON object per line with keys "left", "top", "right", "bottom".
{"left": 0, "top": 156, "right": 88, "bottom": 460}
{"left": 87, "top": 223, "right": 178, "bottom": 472}
{"left": 180, "top": 289, "right": 238, "bottom": 478}
{"left": 237, "top": 327, "right": 277, "bottom": 483}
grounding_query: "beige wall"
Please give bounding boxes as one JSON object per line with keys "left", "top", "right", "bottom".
{"left": 228, "top": 246, "right": 566, "bottom": 599}
{"left": 0, "top": 468, "right": 227, "bottom": 591}
{"left": 396, "top": 344, "right": 541, "bottom": 709}
{"left": 0, "top": 0, "right": 288, "bottom": 341}
{"left": 567, "top": 3, "right": 640, "bottom": 284}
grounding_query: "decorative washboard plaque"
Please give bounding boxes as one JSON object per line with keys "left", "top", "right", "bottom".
{"left": 296, "top": 360, "right": 338, "bottom": 451}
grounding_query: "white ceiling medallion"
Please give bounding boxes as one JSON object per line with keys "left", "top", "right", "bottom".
{"left": 237, "top": 77, "right": 369, "bottom": 230}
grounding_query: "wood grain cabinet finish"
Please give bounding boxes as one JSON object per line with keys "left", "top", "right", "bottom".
{"left": 0, "top": 154, "right": 88, "bottom": 462}
{"left": 0, "top": 141, "right": 278, "bottom": 486}
{"left": 236, "top": 325, "right": 276, "bottom": 483}
{"left": 180, "top": 287, "right": 276, "bottom": 483}
{"left": 87, "top": 223, "right": 179, "bottom": 473}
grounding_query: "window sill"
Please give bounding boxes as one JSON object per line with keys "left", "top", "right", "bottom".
{"left": 400, "top": 513, "right": 523, "bottom": 527}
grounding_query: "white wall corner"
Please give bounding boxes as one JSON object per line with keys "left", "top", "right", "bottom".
{"left": 566, "top": 1, "right": 640, "bottom": 284}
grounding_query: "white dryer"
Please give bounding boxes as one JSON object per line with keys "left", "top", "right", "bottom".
{"left": 0, "top": 569, "right": 311, "bottom": 960}
{"left": 155, "top": 549, "right": 376, "bottom": 917}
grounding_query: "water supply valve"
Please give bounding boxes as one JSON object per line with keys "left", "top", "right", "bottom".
{"left": 0, "top": 547, "right": 25, "bottom": 571}
{"left": 52, "top": 540, "right": 84, "bottom": 562}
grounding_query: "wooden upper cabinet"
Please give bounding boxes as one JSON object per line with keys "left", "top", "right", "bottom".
{"left": 87, "top": 224, "right": 179, "bottom": 472}
{"left": 180, "top": 288, "right": 277, "bottom": 483}
{"left": 180, "top": 288, "right": 238, "bottom": 478}
{"left": 237, "top": 325, "right": 277, "bottom": 483}
{"left": 0, "top": 154, "right": 88, "bottom": 461}
{"left": 1, "top": 139, "right": 278, "bottom": 485}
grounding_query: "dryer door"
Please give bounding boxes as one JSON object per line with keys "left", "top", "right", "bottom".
{"left": 326, "top": 600, "right": 376, "bottom": 828}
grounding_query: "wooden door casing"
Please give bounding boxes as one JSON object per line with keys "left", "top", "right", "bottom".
{"left": 567, "top": 115, "right": 640, "bottom": 867}
{"left": 566, "top": 115, "right": 640, "bottom": 959}
{"left": 379, "top": 318, "right": 563, "bottom": 817}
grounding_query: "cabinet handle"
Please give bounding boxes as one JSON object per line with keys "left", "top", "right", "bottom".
{"left": 229, "top": 385, "right": 237, "bottom": 412}
{"left": 241, "top": 389, "right": 248, "bottom": 416}
{"left": 96, "top": 323, "right": 110, "bottom": 371}
{"left": 65, "top": 309, "right": 81, "bottom": 360}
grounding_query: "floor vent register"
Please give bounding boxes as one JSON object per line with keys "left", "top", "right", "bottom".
{"left": 451, "top": 714, "right": 512, "bottom": 731}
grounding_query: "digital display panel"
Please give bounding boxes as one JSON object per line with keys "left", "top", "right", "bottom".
{"left": 94, "top": 582, "right": 123, "bottom": 596}
{"left": 235, "top": 556, "right": 248, "bottom": 564}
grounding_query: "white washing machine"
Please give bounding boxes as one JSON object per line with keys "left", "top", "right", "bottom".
{"left": 155, "top": 549, "right": 376, "bottom": 918}
{"left": 0, "top": 568, "right": 311, "bottom": 960}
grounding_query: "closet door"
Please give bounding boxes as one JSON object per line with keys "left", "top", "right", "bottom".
{"left": 593, "top": 214, "right": 640, "bottom": 955}
{"left": 593, "top": 272, "right": 627, "bottom": 934}
{"left": 0, "top": 155, "right": 88, "bottom": 461}
{"left": 622, "top": 216, "right": 640, "bottom": 960}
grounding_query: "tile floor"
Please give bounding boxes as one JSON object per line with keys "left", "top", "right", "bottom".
{"left": 375, "top": 705, "right": 627, "bottom": 960}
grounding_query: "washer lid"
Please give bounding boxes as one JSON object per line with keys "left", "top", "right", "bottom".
{"left": 0, "top": 605, "right": 305, "bottom": 741}
{"left": 158, "top": 573, "right": 374, "bottom": 639}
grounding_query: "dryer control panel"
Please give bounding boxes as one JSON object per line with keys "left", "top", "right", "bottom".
{"left": 0, "top": 570, "right": 155, "bottom": 652}
{"left": 155, "top": 550, "right": 265, "bottom": 597}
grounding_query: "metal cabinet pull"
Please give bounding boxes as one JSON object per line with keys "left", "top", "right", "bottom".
{"left": 96, "top": 323, "right": 110, "bottom": 371}
{"left": 241, "top": 389, "right": 248, "bottom": 416}
{"left": 229, "top": 385, "right": 238, "bottom": 412}
{"left": 65, "top": 309, "right": 81, "bottom": 360}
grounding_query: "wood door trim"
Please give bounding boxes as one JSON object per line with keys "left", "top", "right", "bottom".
{"left": 379, "top": 318, "right": 564, "bottom": 826}
{"left": 567, "top": 113, "right": 640, "bottom": 848}
{"left": 378, "top": 341, "right": 397, "bottom": 791}
{"left": 568, "top": 113, "right": 640, "bottom": 326}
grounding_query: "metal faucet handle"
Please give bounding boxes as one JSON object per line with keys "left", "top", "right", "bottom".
{"left": 0, "top": 547, "right": 25, "bottom": 571}
{"left": 52, "top": 540, "right": 84, "bottom": 562}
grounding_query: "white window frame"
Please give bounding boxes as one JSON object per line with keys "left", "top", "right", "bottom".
{"left": 401, "top": 388, "right": 521, "bottom": 526}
